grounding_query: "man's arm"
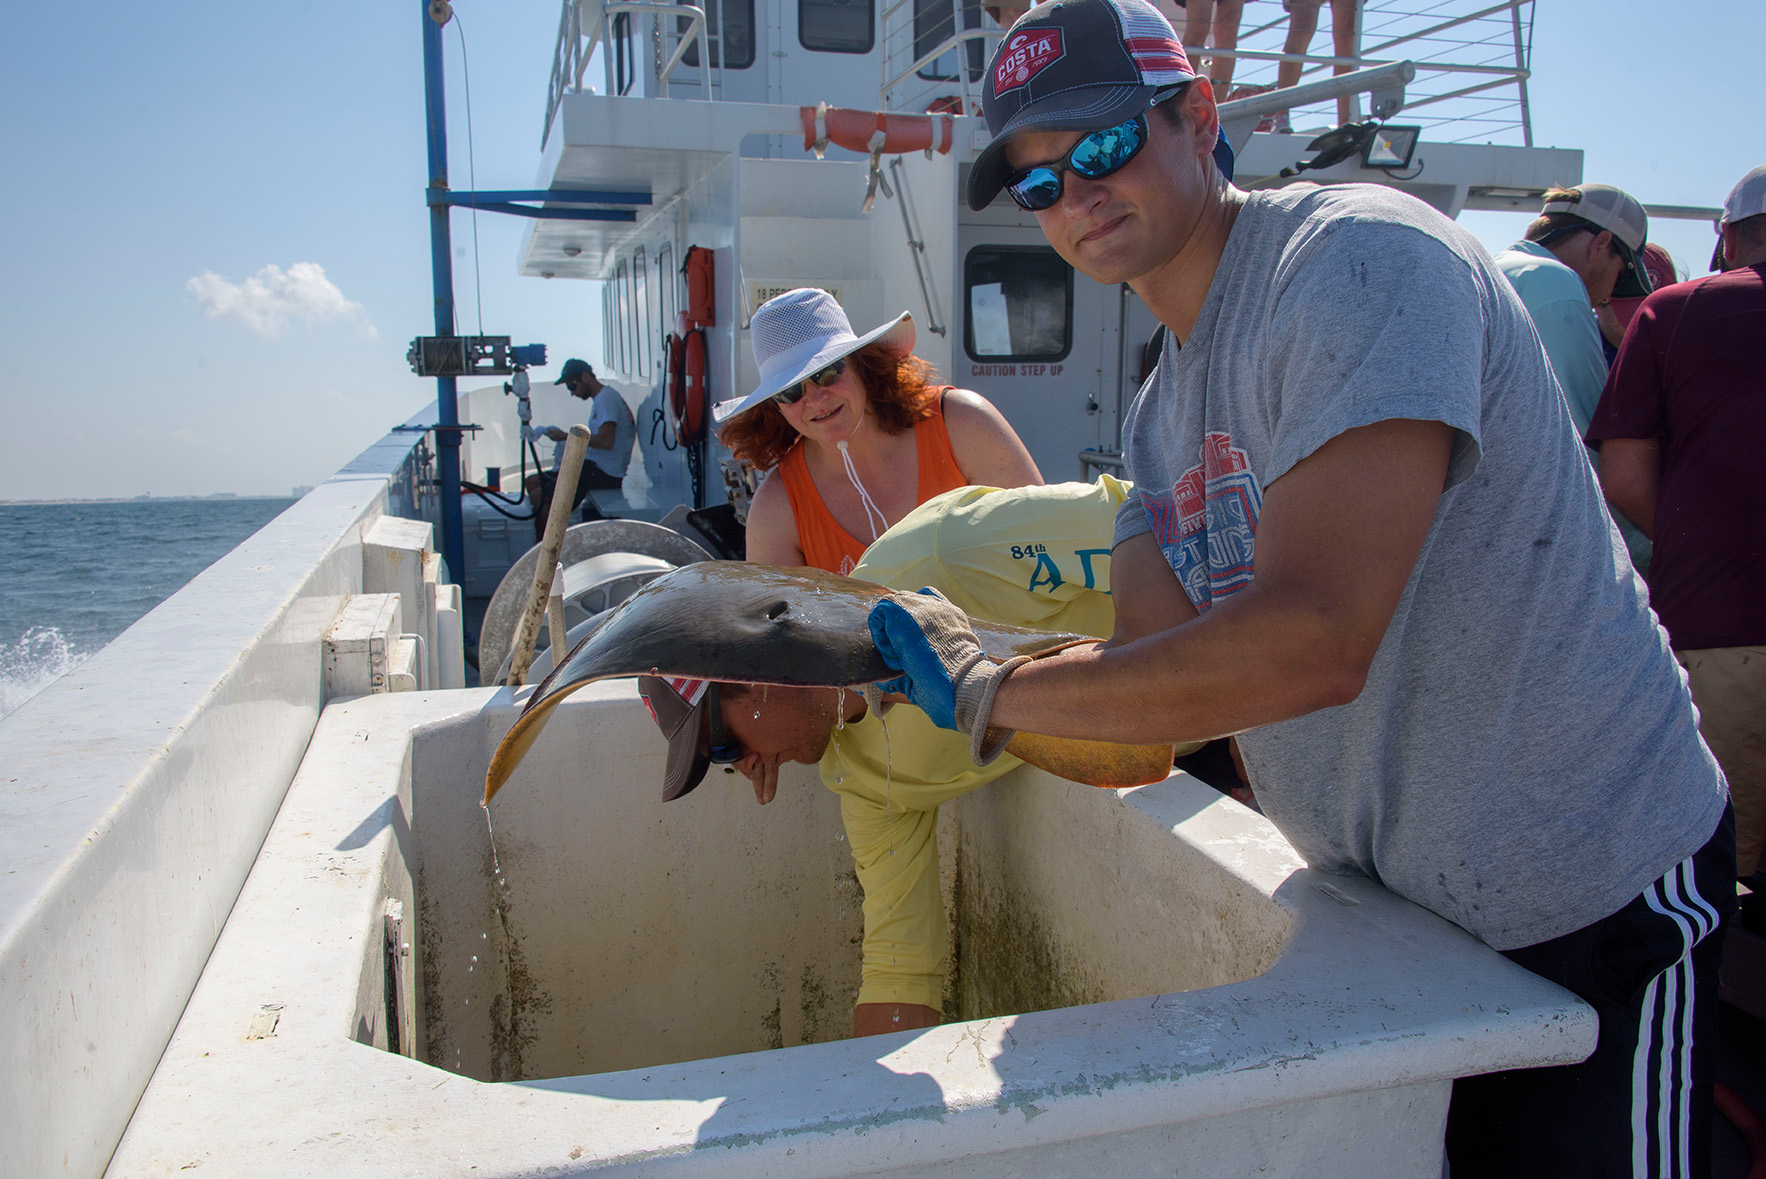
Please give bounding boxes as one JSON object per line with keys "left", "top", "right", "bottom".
{"left": 1596, "top": 438, "right": 1661, "bottom": 539}
{"left": 1102, "top": 529, "right": 1198, "bottom": 646}
{"left": 545, "top": 422, "right": 616, "bottom": 450}
{"left": 987, "top": 418, "right": 1454, "bottom": 744}
{"left": 585, "top": 420, "right": 618, "bottom": 451}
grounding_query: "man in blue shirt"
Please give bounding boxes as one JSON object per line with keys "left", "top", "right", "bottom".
{"left": 1494, "top": 183, "right": 1654, "bottom": 568}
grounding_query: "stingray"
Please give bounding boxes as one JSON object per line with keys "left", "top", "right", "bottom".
{"left": 483, "top": 561, "right": 1174, "bottom": 805}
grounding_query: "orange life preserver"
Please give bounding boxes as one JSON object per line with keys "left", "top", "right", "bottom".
{"left": 800, "top": 103, "right": 955, "bottom": 159}
{"left": 667, "top": 319, "right": 708, "bottom": 445}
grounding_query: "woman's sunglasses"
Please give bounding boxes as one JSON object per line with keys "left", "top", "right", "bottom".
{"left": 1003, "top": 88, "right": 1182, "bottom": 212}
{"left": 772, "top": 357, "right": 847, "bottom": 406}
{"left": 705, "top": 682, "right": 743, "bottom": 766}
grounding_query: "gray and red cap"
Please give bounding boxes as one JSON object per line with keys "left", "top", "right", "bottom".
{"left": 967, "top": 0, "right": 1235, "bottom": 211}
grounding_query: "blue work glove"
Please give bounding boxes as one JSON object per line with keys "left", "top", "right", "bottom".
{"left": 868, "top": 588, "right": 1031, "bottom": 766}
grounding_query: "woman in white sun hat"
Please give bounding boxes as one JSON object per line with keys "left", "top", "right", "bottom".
{"left": 715, "top": 287, "right": 1041, "bottom": 575}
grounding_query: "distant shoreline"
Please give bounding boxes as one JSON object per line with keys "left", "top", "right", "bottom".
{"left": 0, "top": 495, "right": 300, "bottom": 506}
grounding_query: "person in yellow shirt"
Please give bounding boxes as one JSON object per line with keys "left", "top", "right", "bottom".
{"left": 638, "top": 476, "right": 1201, "bottom": 1036}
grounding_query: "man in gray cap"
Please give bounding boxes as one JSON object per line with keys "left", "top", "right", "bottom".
{"left": 1493, "top": 184, "right": 1652, "bottom": 416}
{"left": 869, "top": 0, "right": 1733, "bottom": 1172}
{"left": 1493, "top": 183, "right": 1655, "bottom": 567}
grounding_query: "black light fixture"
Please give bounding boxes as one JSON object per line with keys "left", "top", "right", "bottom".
{"left": 1362, "top": 124, "right": 1421, "bottom": 169}
{"left": 1305, "top": 122, "right": 1377, "bottom": 171}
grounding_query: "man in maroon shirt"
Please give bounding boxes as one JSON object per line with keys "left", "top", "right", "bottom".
{"left": 1588, "top": 163, "right": 1766, "bottom": 879}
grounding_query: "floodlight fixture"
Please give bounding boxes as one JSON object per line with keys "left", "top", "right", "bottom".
{"left": 1362, "top": 125, "right": 1420, "bottom": 170}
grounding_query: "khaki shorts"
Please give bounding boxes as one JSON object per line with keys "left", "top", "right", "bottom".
{"left": 1677, "top": 646, "right": 1766, "bottom": 877}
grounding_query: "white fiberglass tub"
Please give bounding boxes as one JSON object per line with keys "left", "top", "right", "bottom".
{"left": 107, "top": 685, "right": 1594, "bottom": 1177}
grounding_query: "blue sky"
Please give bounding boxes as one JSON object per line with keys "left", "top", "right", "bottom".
{"left": 0, "top": 0, "right": 1759, "bottom": 499}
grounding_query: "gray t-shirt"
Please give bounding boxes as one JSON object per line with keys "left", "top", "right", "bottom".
{"left": 1115, "top": 184, "right": 1725, "bottom": 950}
{"left": 586, "top": 385, "right": 636, "bottom": 479}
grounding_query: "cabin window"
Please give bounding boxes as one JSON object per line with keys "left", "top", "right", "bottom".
{"left": 657, "top": 243, "right": 676, "bottom": 335}
{"left": 633, "top": 249, "right": 651, "bottom": 375}
{"left": 913, "top": 0, "right": 984, "bottom": 81}
{"left": 963, "top": 246, "right": 1073, "bottom": 362}
{"left": 678, "top": 0, "right": 756, "bottom": 70}
{"left": 613, "top": 13, "right": 635, "bottom": 95}
{"left": 613, "top": 260, "right": 631, "bottom": 375}
{"left": 800, "top": 0, "right": 873, "bottom": 53}
{"left": 602, "top": 287, "right": 614, "bottom": 371}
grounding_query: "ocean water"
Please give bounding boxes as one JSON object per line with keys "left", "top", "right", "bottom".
{"left": 0, "top": 497, "right": 297, "bottom": 719}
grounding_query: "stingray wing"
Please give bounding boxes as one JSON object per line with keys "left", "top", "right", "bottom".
{"left": 483, "top": 562, "right": 1153, "bottom": 804}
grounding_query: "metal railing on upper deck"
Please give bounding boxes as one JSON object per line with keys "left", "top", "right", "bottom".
{"left": 543, "top": 0, "right": 713, "bottom": 148}
{"left": 880, "top": 0, "right": 1537, "bottom": 147}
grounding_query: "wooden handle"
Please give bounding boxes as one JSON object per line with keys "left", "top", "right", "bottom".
{"left": 507, "top": 425, "right": 591, "bottom": 686}
{"left": 546, "top": 561, "right": 569, "bottom": 669}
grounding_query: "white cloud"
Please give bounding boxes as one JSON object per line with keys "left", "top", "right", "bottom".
{"left": 187, "top": 262, "right": 376, "bottom": 340}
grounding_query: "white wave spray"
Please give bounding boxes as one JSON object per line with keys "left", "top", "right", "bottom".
{"left": 0, "top": 627, "right": 88, "bottom": 720}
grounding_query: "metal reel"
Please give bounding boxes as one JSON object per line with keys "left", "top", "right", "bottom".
{"left": 478, "top": 519, "right": 714, "bottom": 683}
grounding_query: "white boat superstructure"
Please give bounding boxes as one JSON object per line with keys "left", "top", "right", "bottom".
{"left": 499, "top": 0, "right": 1575, "bottom": 519}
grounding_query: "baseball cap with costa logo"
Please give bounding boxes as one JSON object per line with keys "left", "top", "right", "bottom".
{"left": 968, "top": 0, "right": 1233, "bottom": 210}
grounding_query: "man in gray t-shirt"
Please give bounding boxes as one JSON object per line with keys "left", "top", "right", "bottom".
{"left": 866, "top": 0, "right": 1733, "bottom": 1174}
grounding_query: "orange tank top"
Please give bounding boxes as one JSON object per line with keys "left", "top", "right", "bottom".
{"left": 777, "top": 390, "right": 966, "bottom": 575}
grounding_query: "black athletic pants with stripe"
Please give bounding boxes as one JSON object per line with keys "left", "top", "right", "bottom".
{"left": 1446, "top": 806, "right": 1735, "bottom": 1178}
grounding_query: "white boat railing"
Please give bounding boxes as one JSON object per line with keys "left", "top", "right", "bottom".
{"left": 878, "top": 0, "right": 1537, "bottom": 146}
{"left": 543, "top": 0, "right": 713, "bottom": 148}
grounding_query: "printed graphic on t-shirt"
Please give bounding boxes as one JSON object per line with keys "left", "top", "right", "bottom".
{"left": 1007, "top": 542, "right": 1114, "bottom": 594}
{"left": 1141, "top": 432, "right": 1262, "bottom": 610}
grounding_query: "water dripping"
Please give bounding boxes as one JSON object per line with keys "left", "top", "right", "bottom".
{"left": 483, "top": 807, "right": 503, "bottom": 877}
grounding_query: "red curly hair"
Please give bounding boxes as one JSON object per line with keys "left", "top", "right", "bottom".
{"left": 717, "top": 344, "right": 944, "bottom": 471}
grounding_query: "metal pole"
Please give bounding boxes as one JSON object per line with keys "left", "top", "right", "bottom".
{"left": 421, "top": 0, "right": 466, "bottom": 588}
{"left": 1510, "top": 0, "right": 1533, "bottom": 147}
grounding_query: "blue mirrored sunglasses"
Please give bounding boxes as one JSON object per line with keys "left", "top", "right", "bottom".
{"left": 772, "top": 357, "right": 847, "bottom": 406}
{"left": 1003, "top": 89, "right": 1184, "bottom": 212}
{"left": 1006, "top": 116, "right": 1149, "bottom": 211}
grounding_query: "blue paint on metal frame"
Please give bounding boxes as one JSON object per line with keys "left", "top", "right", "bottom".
{"left": 421, "top": 0, "right": 466, "bottom": 593}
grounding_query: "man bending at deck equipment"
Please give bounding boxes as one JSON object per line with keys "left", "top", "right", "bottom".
{"left": 866, "top": 0, "right": 1734, "bottom": 1173}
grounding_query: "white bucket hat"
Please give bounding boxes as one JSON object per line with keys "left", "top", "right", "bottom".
{"left": 713, "top": 288, "right": 915, "bottom": 423}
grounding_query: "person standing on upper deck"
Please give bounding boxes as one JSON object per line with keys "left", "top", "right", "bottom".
{"left": 715, "top": 288, "right": 1042, "bottom": 575}
{"left": 865, "top": 1, "right": 1734, "bottom": 1173}
{"left": 1587, "top": 163, "right": 1766, "bottom": 885}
